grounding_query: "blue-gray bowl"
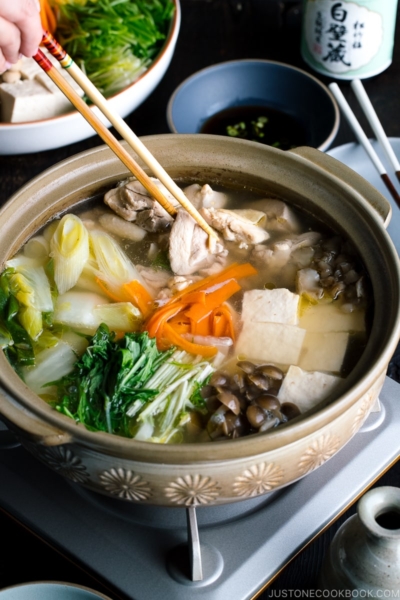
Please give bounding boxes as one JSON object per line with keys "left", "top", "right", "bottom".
{"left": 167, "top": 59, "right": 339, "bottom": 151}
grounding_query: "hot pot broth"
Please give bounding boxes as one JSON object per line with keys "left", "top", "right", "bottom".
{"left": 0, "top": 177, "right": 371, "bottom": 444}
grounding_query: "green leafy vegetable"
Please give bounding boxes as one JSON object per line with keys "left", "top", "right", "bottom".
{"left": 130, "top": 350, "right": 215, "bottom": 443}
{"left": 0, "top": 269, "right": 35, "bottom": 369}
{"left": 55, "top": 0, "right": 176, "bottom": 96}
{"left": 51, "top": 325, "right": 173, "bottom": 436}
{"left": 50, "top": 327, "right": 215, "bottom": 443}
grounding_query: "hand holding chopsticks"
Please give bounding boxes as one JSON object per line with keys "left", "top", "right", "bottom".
{"left": 33, "top": 32, "right": 218, "bottom": 241}
{"left": 329, "top": 81, "right": 400, "bottom": 210}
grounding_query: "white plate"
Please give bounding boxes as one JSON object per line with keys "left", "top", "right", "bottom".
{"left": 0, "top": 1, "right": 180, "bottom": 155}
{"left": 327, "top": 138, "right": 400, "bottom": 255}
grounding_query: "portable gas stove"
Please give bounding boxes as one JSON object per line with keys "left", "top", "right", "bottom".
{"left": 0, "top": 376, "right": 399, "bottom": 600}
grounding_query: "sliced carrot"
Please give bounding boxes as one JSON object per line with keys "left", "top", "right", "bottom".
{"left": 168, "top": 313, "right": 192, "bottom": 336}
{"left": 166, "top": 262, "right": 257, "bottom": 305}
{"left": 192, "top": 315, "right": 212, "bottom": 336}
{"left": 181, "top": 290, "right": 207, "bottom": 305}
{"left": 45, "top": 1, "right": 57, "bottom": 33}
{"left": 212, "top": 304, "right": 235, "bottom": 340}
{"left": 184, "top": 279, "right": 241, "bottom": 323}
{"left": 95, "top": 277, "right": 124, "bottom": 303}
{"left": 162, "top": 323, "right": 217, "bottom": 357}
{"left": 40, "top": 0, "right": 57, "bottom": 34}
{"left": 212, "top": 313, "right": 227, "bottom": 338}
{"left": 123, "top": 280, "right": 154, "bottom": 317}
{"left": 145, "top": 302, "right": 187, "bottom": 338}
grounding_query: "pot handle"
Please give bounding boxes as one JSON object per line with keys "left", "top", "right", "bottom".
{"left": 290, "top": 147, "right": 392, "bottom": 227}
{"left": 0, "top": 386, "right": 72, "bottom": 447}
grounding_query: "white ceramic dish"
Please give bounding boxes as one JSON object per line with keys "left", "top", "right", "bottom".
{"left": 0, "top": 582, "right": 112, "bottom": 599}
{"left": 0, "top": 1, "right": 180, "bottom": 155}
{"left": 327, "top": 138, "right": 400, "bottom": 254}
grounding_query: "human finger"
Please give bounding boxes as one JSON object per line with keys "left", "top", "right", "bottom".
{"left": 14, "top": 0, "right": 42, "bottom": 58}
{"left": 0, "top": 16, "right": 22, "bottom": 66}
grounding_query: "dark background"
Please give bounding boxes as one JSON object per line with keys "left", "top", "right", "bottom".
{"left": 0, "top": 0, "right": 399, "bottom": 597}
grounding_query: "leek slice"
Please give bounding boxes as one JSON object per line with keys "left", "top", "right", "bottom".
{"left": 50, "top": 214, "right": 90, "bottom": 295}
{"left": 90, "top": 230, "right": 151, "bottom": 295}
{"left": 9, "top": 266, "right": 53, "bottom": 312}
{"left": 54, "top": 291, "right": 110, "bottom": 334}
{"left": 22, "top": 339, "right": 78, "bottom": 395}
{"left": 92, "top": 303, "right": 141, "bottom": 332}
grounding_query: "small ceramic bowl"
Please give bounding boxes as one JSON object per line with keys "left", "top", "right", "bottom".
{"left": 167, "top": 59, "right": 339, "bottom": 151}
{"left": 0, "top": 582, "right": 112, "bottom": 599}
{"left": 0, "top": 1, "right": 180, "bottom": 155}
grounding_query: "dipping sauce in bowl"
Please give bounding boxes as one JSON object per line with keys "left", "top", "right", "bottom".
{"left": 200, "top": 105, "right": 309, "bottom": 150}
{"left": 167, "top": 59, "right": 340, "bottom": 151}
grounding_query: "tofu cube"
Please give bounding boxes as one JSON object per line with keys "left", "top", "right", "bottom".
{"left": 236, "top": 321, "right": 306, "bottom": 366}
{"left": 278, "top": 365, "right": 341, "bottom": 413}
{"left": 0, "top": 77, "right": 80, "bottom": 123}
{"left": 242, "top": 288, "right": 300, "bottom": 325}
{"left": 299, "top": 302, "right": 365, "bottom": 333}
{"left": 18, "top": 56, "right": 43, "bottom": 80}
{"left": 298, "top": 331, "right": 349, "bottom": 373}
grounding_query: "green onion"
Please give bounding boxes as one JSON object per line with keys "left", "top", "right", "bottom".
{"left": 55, "top": 0, "right": 176, "bottom": 96}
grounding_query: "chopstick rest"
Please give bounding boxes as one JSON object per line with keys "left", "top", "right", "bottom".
{"left": 329, "top": 83, "right": 400, "bottom": 210}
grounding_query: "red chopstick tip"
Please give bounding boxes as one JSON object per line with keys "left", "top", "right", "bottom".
{"left": 381, "top": 173, "right": 400, "bottom": 210}
{"left": 32, "top": 48, "right": 53, "bottom": 72}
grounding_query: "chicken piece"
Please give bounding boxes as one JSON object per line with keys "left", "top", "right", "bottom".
{"left": 168, "top": 210, "right": 227, "bottom": 276}
{"left": 198, "top": 257, "right": 228, "bottom": 277}
{"left": 135, "top": 209, "right": 173, "bottom": 233}
{"left": 296, "top": 268, "right": 324, "bottom": 300}
{"left": 247, "top": 198, "right": 301, "bottom": 233}
{"left": 104, "top": 177, "right": 179, "bottom": 231}
{"left": 182, "top": 183, "right": 228, "bottom": 209}
{"left": 200, "top": 207, "right": 270, "bottom": 249}
{"left": 252, "top": 240, "right": 292, "bottom": 268}
{"left": 136, "top": 265, "right": 172, "bottom": 294}
{"left": 167, "top": 275, "right": 202, "bottom": 294}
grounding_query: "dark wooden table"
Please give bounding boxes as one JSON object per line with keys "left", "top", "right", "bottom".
{"left": 0, "top": 0, "right": 399, "bottom": 597}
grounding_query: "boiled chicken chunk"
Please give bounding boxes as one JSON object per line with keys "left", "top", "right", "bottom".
{"left": 104, "top": 177, "right": 179, "bottom": 231}
{"left": 168, "top": 209, "right": 227, "bottom": 276}
{"left": 182, "top": 183, "right": 228, "bottom": 209}
{"left": 200, "top": 207, "right": 270, "bottom": 248}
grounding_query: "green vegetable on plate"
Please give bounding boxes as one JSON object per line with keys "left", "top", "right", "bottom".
{"left": 55, "top": 0, "right": 176, "bottom": 96}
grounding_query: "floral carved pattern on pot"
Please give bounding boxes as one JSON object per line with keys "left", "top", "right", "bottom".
{"left": 351, "top": 392, "right": 375, "bottom": 435}
{"left": 35, "top": 446, "right": 89, "bottom": 483}
{"left": 98, "top": 468, "right": 152, "bottom": 502}
{"left": 233, "top": 462, "right": 284, "bottom": 498}
{"left": 298, "top": 434, "right": 341, "bottom": 475}
{"left": 164, "top": 474, "right": 220, "bottom": 506}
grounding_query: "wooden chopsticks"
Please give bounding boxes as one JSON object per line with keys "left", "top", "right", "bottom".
{"left": 34, "top": 33, "right": 218, "bottom": 240}
{"left": 329, "top": 82, "right": 400, "bottom": 210}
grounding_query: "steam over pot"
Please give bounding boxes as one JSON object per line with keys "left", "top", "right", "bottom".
{"left": 0, "top": 135, "right": 399, "bottom": 506}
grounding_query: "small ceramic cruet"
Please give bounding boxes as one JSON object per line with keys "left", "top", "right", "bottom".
{"left": 319, "top": 486, "right": 400, "bottom": 596}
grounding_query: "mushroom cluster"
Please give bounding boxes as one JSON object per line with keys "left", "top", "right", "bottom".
{"left": 197, "top": 361, "right": 301, "bottom": 441}
{"left": 312, "top": 237, "right": 367, "bottom": 307}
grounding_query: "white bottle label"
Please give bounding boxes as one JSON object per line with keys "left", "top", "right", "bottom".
{"left": 303, "top": 0, "right": 383, "bottom": 75}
